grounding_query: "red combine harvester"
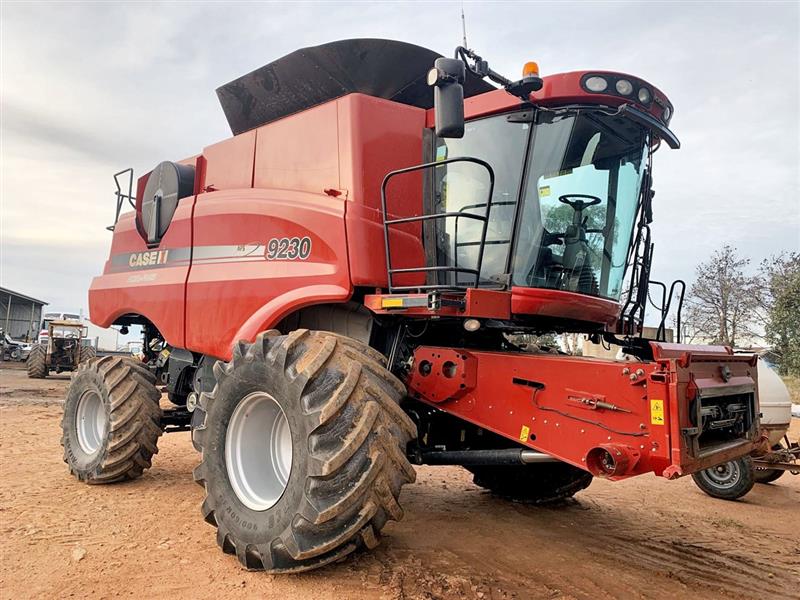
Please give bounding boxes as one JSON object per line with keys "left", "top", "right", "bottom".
{"left": 64, "top": 39, "right": 763, "bottom": 572}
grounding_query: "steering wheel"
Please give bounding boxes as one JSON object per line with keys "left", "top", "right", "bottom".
{"left": 558, "top": 194, "right": 602, "bottom": 211}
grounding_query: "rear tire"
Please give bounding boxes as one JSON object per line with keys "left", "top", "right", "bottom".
{"left": 26, "top": 344, "right": 47, "bottom": 378}
{"left": 691, "top": 456, "right": 755, "bottom": 500}
{"left": 468, "top": 462, "right": 593, "bottom": 504}
{"left": 79, "top": 345, "right": 97, "bottom": 364}
{"left": 753, "top": 468, "right": 784, "bottom": 484}
{"left": 61, "top": 356, "right": 163, "bottom": 483}
{"left": 753, "top": 444, "right": 788, "bottom": 484}
{"left": 193, "top": 329, "right": 417, "bottom": 572}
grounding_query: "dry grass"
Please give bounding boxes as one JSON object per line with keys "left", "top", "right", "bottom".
{"left": 782, "top": 375, "right": 800, "bottom": 405}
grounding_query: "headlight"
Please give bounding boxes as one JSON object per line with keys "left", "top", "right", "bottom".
{"left": 585, "top": 76, "right": 608, "bottom": 92}
{"left": 615, "top": 79, "right": 633, "bottom": 95}
{"left": 662, "top": 105, "right": 672, "bottom": 121}
{"left": 637, "top": 87, "right": 651, "bottom": 104}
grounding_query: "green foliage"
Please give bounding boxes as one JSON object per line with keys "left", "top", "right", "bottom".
{"left": 761, "top": 253, "right": 800, "bottom": 376}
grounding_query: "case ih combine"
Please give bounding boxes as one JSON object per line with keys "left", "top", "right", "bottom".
{"left": 64, "top": 39, "right": 763, "bottom": 572}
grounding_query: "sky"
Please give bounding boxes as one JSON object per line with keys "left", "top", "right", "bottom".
{"left": 1, "top": 1, "right": 799, "bottom": 318}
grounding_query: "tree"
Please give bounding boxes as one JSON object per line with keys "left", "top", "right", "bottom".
{"left": 683, "top": 245, "right": 761, "bottom": 347}
{"left": 759, "top": 252, "right": 800, "bottom": 375}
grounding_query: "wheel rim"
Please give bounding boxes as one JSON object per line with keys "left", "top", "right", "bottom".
{"left": 75, "top": 389, "right": 107, "bottom": 454}
{"left": 225, "top": 391, "right": 293, "bottom": 511}
{"left": 701, "top": 461, "right": 741, "bottom": 489}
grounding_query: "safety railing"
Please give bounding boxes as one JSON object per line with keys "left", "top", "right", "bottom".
{"left": 648, "top": 279, "right": 686, "bottom": 343}
{"left": 381, "top": 157, "right": 495, "bottom": 293}
{"left": 107, "top": 168, "right": 136, "bottom": 231}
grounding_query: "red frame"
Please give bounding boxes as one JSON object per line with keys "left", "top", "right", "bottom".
{"left": 406, "top": 343, "right": 761, "bottom": 479}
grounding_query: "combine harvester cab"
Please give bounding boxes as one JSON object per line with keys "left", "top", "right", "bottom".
{"left": 71, "top": 39, "right": 764, "bottom": 572}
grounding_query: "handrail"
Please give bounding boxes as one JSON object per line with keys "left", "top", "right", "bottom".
{"left": 381, "top": 156, "right": 496, "bottom": 293}
{"left": 107, "top": 168, "right": 136, "bottom": 231}
{"left": 649, "top": 279, "right": 686, "bottom": 343}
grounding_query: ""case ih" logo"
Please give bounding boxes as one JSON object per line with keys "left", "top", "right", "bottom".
{"left": 129, "top": 250, "right": 169, "bottom": 267}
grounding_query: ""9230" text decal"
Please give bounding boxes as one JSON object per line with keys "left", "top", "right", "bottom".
{"left": 266, "top": 237, "right": 312, "bottom": 260}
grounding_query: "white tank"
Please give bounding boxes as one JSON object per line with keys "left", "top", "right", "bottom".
{"left": 757, "top": 358, "right": 792, "bottom": 445}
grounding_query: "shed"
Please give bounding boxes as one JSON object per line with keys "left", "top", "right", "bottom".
{"left": 0, "top": 287, "right": 48, "bottom": 342}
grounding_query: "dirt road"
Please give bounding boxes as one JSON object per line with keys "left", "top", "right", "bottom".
{"left": 1, "top": 364, "right": 798, "bottom": 600}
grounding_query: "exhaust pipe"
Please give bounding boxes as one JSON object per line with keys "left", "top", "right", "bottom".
{"left": 417, "top": 448, "right": 557, "bottom": 466}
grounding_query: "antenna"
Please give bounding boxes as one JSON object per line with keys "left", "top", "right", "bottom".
{"left": 461, "top": 5, "right": 468, "bottom": 49}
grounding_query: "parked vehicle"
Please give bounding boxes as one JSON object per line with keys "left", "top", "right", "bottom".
{"left": 2, "top": 332, "right": 31, "bottom": 361}
{"left": 27, "top": 320, "right": 96, "bottom": 378}
{"left": 37, "top": 311, "right": 82, "bottom": 344}
{"left": 63, "top": 39, "right": 762, "bottom": 572}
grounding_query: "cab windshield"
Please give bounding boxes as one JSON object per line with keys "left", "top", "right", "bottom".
{"left": 433, "top": 107, "right": 648, "bottom": 300}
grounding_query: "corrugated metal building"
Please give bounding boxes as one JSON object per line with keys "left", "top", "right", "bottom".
{"left": 1, "top": 287, "right": 48, "bottom": 342}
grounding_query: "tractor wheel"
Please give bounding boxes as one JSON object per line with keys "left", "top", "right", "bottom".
{"left": 753, "top": 444, "right": 788, "bottom": 484}
{"left": 691, "top": 456, "right": 755, "bottom": 500}
{"left": 467, "top": 462, "right": 593, "bottom": 504}
{"left": 61, "top": 356, "right": 163, "bottom": 483}
{"left": 753, "top": 468, "right": 784, "bottom": 484}
{"left": 193, "top": 329, "right": 417, "bottom": 572}
{"left": 26, "top": 344, "right": 47, "bottom": 378}
{"left": 79, "top": 345, "right": 97, "bottom": 364}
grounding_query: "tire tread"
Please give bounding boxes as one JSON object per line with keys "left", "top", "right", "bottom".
{"left": 194, "top": 329, "right": 416, "bottom": 572}
{"left": 61, "top": 356, "right": 163, "bottom": 484}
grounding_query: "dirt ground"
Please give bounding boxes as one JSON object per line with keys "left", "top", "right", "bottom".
{"left": 1, "top": 363, "right": 798, "bottom": 600}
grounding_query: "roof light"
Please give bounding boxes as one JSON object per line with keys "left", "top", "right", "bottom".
{"left": 522, "top": 61, "right": 539, "bottom": 78}
{"left": 615, "top": 79, "right": 633, "bottom": 95}
{"left": 637, "top": 87, "right": 652, "bottom": 104}
{"left": 585, "top": 76, "right": 608, "bottom": 92}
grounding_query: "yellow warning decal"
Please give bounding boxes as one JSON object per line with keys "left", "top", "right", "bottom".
{"left": 539, "top": 185, "right": 551, "bottom": 197}
{"left": 519, "top": 424, "right": 530, "bottom": 443}
{"left": 381, "top": 298, "right": 404, "bottom": 308}
{"left": 650, "top": 399, "right": 665, "bottom": 425}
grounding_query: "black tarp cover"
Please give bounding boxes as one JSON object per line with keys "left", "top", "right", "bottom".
{"left": 216, "top": 38, "right": 496, "bottom": 135}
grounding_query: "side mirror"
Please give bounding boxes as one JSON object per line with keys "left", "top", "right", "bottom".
{"left": 427, "top": 58, "right": 465, "bottom": 138}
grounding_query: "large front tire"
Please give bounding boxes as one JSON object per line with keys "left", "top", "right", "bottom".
{"left": 61, "top": 356, "right": 163, "bottom": 483}
{"left": 193, "top": 330, "right": 417, "bottom": 572}
{"left": 27, "top": 344, "right": 47, "bottom": 378}
{"left": 468, "top": 462, "right": 593, "bottom": 504}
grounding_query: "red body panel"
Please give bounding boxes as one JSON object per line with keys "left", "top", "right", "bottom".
{"left": 185, "top": 189, "right": 350, "bottom": 359}
{"left": 90, "top": 201, "right": 193, "bottom": 347}
{"left": 511, "top": 287, "right": 619, "bottom": 327}
{"left": 90, "top": 94, "right": 428, "bottom": 359}
{"left": 337, "top": 95, "right": 426, "bottom": 288}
